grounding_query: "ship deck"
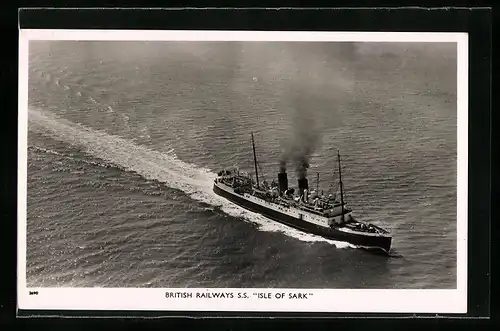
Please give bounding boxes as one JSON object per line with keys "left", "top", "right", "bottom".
{"left": 213, "top": 180, "right": 392, "bottom": 243}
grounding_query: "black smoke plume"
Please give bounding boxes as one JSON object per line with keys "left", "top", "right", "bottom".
{"left": 279, "top": 157, "right": 287, "bottom": 174}
{"left": 270, "top": 43, "right": 348, "bottom": 179}
{"left": 279, "top": 92, "right": 321, "bottom": 180}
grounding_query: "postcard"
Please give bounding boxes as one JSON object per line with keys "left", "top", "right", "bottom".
{"left": 18, "top": 29, "right": 468, "bottom": 313}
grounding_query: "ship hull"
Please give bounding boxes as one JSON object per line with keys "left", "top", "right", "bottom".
{"left": 213, "top": 183, "right": 391, "bottom": 253}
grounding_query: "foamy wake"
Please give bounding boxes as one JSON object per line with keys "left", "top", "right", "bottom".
{"left": 28, "top": 108, "right": 352, "bottom": 249}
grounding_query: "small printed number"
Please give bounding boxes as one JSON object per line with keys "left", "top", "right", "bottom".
{"left": 29, "top": 291, "right": 38, "bottom": 295}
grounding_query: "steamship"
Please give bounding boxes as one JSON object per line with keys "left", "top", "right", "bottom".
{"left": 213, "top": 133, "right": 392, "bottom": 253}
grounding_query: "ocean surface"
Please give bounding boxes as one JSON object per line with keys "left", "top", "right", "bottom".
{"left": 26, "top": 41, "right": 457, "bottom": 289}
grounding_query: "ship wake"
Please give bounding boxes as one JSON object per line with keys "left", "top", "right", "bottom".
{"left": 27, "top": 108, "right": 354, "bottom": 249}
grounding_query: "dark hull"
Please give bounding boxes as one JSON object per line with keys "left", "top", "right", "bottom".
{"left": 213, "top": 184, "right": 392, "bottom": 253}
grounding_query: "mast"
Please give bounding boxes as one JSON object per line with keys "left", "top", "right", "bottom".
{"left": 337, "top": 150, "right": 345, "bottom": 221}
{"left": 316, "top": 172, "right": 319, "bottom": 194}
{"left": 251, "top": 132, "right": 259, "bottom": 187}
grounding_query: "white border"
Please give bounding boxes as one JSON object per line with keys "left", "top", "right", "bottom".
{"left": 18, "top": 29, "right": 468, "bottom": 313}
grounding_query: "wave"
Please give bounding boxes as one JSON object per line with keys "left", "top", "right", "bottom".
{"left": 27, "top": 108, "right": 353, "bottom": 249}
{"left": 30, "top": 145, "right": 65, "bottom": 157}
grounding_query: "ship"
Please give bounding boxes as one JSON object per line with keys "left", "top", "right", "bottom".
{"left": 213, "top": 132, "right": 392, "bottom": 254}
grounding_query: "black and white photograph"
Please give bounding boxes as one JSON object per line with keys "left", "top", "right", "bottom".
{"left": 18, "top": 30, "right": 468, "bottom": 313}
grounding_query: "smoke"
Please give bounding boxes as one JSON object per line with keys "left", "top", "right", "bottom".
{"left": 279, "top": 158, "right": 287, "bottom": 174}
{"left": 233, "top": 42, "right": 350, "bottom": 178}
{"left": 279, "top": 90, "right": 321, "bottom": 179}
{"left": 286, "top": 127, "right": 320, "bottom": 180}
